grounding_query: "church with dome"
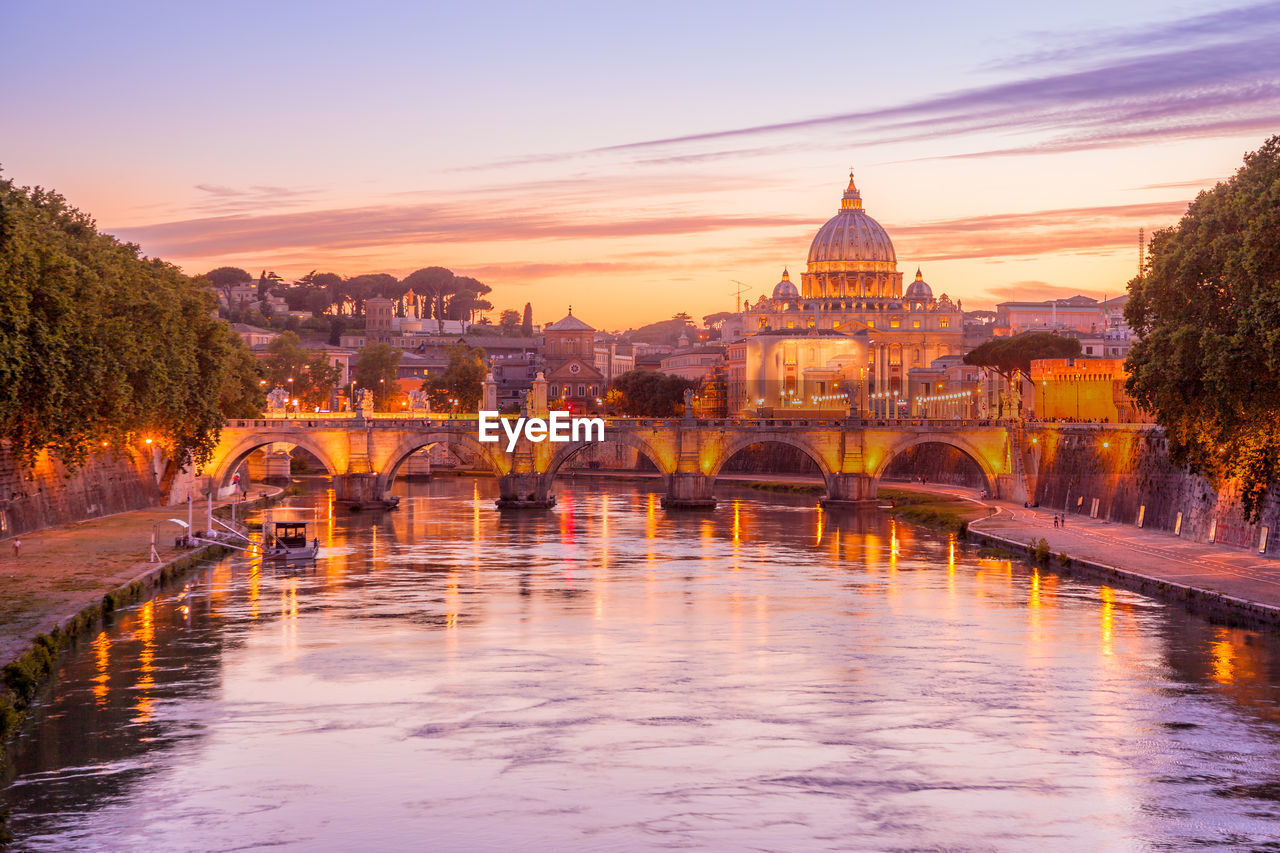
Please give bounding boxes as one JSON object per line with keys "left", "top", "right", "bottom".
{"left": 728, "top": 174, "right": 966, "bottom": 416}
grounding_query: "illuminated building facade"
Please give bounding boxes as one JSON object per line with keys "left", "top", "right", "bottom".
{"left": 736, "top": 175, "right": 966, "bottom": 415}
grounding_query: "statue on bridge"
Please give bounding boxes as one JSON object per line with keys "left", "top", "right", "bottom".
{"left": 266, "top": 386, "right": 290, "bottom": 414}
{"left": 356, "top": 387, "right": 375, "bottom": 419}
{"left": 408, "top": 389, "right": 432, "bottom": 414}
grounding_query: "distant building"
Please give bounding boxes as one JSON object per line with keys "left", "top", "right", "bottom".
{"left": 1029, "top": 358, "right": 1152, "bottom": 423}
{"left": 593, "top": 342, "right": 635, "bottom": 386}
{"left": 543, "top": 310, "right": 606, "bottom": 409}
{"left": 906, "top": 355, "right": 983, "bottom": 418}
{"left": 229, "top": 323, "right": 279, "bottom": 348}
{"left": 660, "top": 345, "right": 725, "bottom": 382}
{"left": 732, "top": 176, "right": 967, "bottom": 414}
{"left": 988, "top": 295, "right": 1111, "bottom": 335}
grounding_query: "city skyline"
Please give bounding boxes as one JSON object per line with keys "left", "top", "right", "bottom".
{"left": 4, "top": 1, "right": 1279, "bottom": 327}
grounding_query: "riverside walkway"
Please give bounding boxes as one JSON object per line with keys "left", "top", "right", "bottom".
{"left": 0, "top": 493, "right": 275, "bottom": 667}
{"left": 914, "top": 484, "right": 1280, "bottom": 619}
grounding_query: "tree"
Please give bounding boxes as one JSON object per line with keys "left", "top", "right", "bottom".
{"left": 403, "top": 266, "right": 456, "bottom": 332}
{"left": 424, "top": 344, "right": 486, "bottom": 410}
{"left": 218, "top": 332, "right": 266, "bottom": 418}
{"left": 205, "top": 266, "right": 252, "bottom": 288}
{"left": 0, "top": 175, "right": 247, "bottom": 469}
{"left": 963, "top": 332, "right": 1081, "bottom": 380}
{"left": 446, "top": 275, "right": 493, "bottom": 323}
{"left": 261, "top": 331, "right": 341, "bottom": 409}
{"left": 498, "top": 309, "right": 521, "bottom": 335}
{"left": 352, "top": 343, "right": 402, "bottom": 409}
{"left": 963, "top": 332, "right": 1080, "bottom": 417}
{"left": 609, "top": 370, "right": 697, "bottom": 416}
{"left": 521, "top": 302, "right": 533, "bottom": 337}
{"left": 1125, "top": 135, "right": 1280, "bottom": 520}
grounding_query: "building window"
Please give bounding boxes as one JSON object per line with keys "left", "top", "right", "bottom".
{"left": 912, "top": 320, "right": 920, "bottom": 329}
{"left": 577, "top": 384, "right": 586, "bottom": 397}
{"left": 890, "top": 317, "right": 901, "bottom": 329}
{"left": 939, "top": 316, "right": 950, "bottom": 328}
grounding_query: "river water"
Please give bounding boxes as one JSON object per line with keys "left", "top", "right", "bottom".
{"left": 5, "top": 478, "right": 1280, "bottom": 851}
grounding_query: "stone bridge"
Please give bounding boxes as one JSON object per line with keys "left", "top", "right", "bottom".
{"left": 202, "top": 414, "right": 1030, "bottom": 509}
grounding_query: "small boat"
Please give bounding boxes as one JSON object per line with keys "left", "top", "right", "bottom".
{"left": 264, "top": 521, "right": 320, "bottom": 561}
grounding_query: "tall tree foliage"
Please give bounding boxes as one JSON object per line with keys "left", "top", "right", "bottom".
{"left": 0, "top": 176, "right": 259, "bottom": 468}
{"left": 962, "top": 332, "right": 1082, "bottom": 382}
{"left": 260, "top": 331, "right": 342, "bottom": 409}
{"left": 424, "top": 344, "right": 486, "bottom": 410}
{"left": 352, "top": 342, "right": 402, "bottom": 408}
{"left": 609, "top": 370, "right": 697, "bottom": 417}
{"left": 1125, "top": 135, "right": 1280, "bottom": 520}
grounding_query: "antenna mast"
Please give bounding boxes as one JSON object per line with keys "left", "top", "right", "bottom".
{"left": 730, "top": 280, "right": 752, "bottom": 313}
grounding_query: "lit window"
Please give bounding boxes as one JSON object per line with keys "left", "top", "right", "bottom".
{"left": 939, "top": 316, "right": 950, "bottom": 328}
{"left": 890, "top": 318, "right": 901, "bottom": 329}
{"left": 912, "top": 320, "right": 920, "bottom": 329}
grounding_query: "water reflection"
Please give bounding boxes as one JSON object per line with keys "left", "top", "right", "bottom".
{"left": 6, "top": 477, "right": 1280, "bottom": 850}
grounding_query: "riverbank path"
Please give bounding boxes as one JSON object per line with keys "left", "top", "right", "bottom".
{"left": 905, "top": 483, "right": 1280, "bottom": 613}
{"left": 0, "top": 490, "right": 279, "bottom": 666}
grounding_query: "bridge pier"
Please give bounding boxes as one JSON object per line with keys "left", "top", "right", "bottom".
{"left": 661, "top": 473, "right": 717, "bottom": 509}
{"left": 333, "top": 473, "right": 400, "bottom": 511}
{"left": 496, "top": 473, "right": 556, "bottom": 509}
{"left": 820, "top": 473, "right": 876, "bottom": 507}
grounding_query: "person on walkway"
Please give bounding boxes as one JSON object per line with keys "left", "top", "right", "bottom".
{"left": 1061, "top": 514, "right": 1066, "bottom": 527}
{"left": 1054, "top": 515, "right": 1059, "bottom": 528}
{"left": 12, "top": 538, "right": 20, "bottom": 558}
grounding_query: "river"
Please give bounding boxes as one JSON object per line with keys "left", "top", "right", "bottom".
{"left": 5, "top": 477, "right": 1280, "bottom": 850}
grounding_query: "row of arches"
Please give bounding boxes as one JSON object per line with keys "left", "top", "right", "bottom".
{"left": 214, "top": 431, "right": 997, "bottom": 500}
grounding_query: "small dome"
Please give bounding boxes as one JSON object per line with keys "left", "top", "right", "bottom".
{"left": 772, "top": 268, "right": 800, "bottom": 300}
{"left": 904, "top": 268, "right": 933, "bottom": 300}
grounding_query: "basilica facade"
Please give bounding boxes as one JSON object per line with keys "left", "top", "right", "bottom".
{"left": 731, "top": 175, "right": 966, "bottom": 416}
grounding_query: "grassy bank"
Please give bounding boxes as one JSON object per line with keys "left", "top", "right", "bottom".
{"left": 877, "top": 487, "right": 993, "bottom": 536}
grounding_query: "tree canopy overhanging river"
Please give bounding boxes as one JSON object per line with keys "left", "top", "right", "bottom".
{"left": 5, "top": 478, "right": 1280, "bottom": 850}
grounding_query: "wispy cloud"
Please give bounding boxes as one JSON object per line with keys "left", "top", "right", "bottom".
{"left": 888, "top": 200, "right": 1187, "bottom": 262}
{"left": 468, "top": 2, "right": 1280, "bottom": 169}
{"left": 112, "top": 201, "right": 810, "bottom": 257}
{"left": 191, "top": 183, "right": 320, "bottom": 215}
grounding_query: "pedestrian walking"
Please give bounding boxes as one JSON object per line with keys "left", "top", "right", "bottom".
{"left": 12, "top": 538, "right": 20, "bottom": 558}
{"left": 1053, "top": 515, "right": 1059, "bottom": 528}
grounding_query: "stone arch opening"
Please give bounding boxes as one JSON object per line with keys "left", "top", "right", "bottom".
{"left": 213, "top": 434, "right": 340, "bottom": 488}
{"left": 544, "top": 432, "right": 672, "bottom": 487}
{"left": 872, "top": 436, "right": 996, "bottom": 494}
{"left": 378, "top": 432, "right": 506, "bottom": 493}
{"left": 709, "top": 435, "right": 834, "bottom": 484}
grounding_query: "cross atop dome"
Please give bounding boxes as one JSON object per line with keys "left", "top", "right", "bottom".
{"left": 841, "top": 170, "right": 863, "bottom": 210}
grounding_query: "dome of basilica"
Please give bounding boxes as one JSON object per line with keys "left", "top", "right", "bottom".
{"left": 904, "top": 268, "right": 933, "bottom": 300}
{"left": 771, "top": 269, "right": 799, "bottom": 300}
{"left": 806, "top": 174, "right": 897, "bottom": 270}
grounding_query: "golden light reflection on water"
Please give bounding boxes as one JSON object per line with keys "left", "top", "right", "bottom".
{"left": 91, "top": 630, "right": 110, "bottom": 706}
{"left": 1211, "top": 627, "right": 1236, "bottom": 684}
{"left": 1100, "top": 586, "right": 1115, "bottom": 656}
{"left": 133, "top": 600, "right": 155, "bottom": 724}
{"left": 17, "top": 483, "right": 1280, "bottom": 850}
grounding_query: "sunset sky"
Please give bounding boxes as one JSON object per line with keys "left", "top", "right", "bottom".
{"left": 4, "top": 1, "right": 1279, "bottom": 328}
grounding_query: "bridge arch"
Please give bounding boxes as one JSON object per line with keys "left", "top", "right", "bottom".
{"left": 377, "top": 431, "right": 508, "bottom": 492}
{"left": 210, "top": 433, "right": 341, "bottom": 487}
{"left": 543, "top": 430, "right": 675, "bottom": 484}
{"left": 870, "top": 434, "right": 999, "bottom": 493}
{"left": 708, "top": 432, "right": 835, "bottom": 481}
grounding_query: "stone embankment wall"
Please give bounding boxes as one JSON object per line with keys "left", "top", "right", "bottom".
{"left": 0, "top": 444, "right": 162, "bottom": 538}
{"left": 1026, "top": 425, "right": 1280, "bottom": 553}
